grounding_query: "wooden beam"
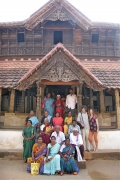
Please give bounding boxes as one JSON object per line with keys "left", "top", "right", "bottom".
{"left": 0, "top": 88, "right": 2, "bottom": 113}
{"left": 9, "top": 89, "right": 15, "bottom": 113}
{"left": 115, "top": 89, "right": 120, "bottom": 129}
{"left": 27, "top": 89, "right": 30, "bottom": 113}
{"left": 21, "top": 91, "right": 25, "bottom": 113}
{"left": 40, "top": 80, "right": 79, "bottom": 85}
{"left": 100, "top": 90, "right": 105, "bottom": 113}
{"left": 36, "top": 82, "right": 42, "bottom": 121}
{"left": 90, "top": 89, "right": 93, "bottom": 109}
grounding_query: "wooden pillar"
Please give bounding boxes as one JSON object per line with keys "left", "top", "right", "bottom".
{"left": 90, "top": 89, "right": 94, "bottom": 109}
{"left": 77, "top": 84, "right": 83, "bottom": 113}
{"left": 27, "top": 89, "right": 30, "bottom": 113}
{"left": 31, "top": 91, "right": 33, "bottom": 110}
{"left": 0, "top": 88, "right": 2, "bottom": 113}
{"left": 115, "top": 89, "right": 120, "bottom": 129}
{"left": 21, "top": 91, "right": 25, "bottom": 113}
{"left": 100, "top": 90, "right": 105, "bottom": 113}
{"left": 36, "top": 82, "right": 42, "bottom": 121}
{"left": 9, "top": 89, "right": 15, "bottom": 113}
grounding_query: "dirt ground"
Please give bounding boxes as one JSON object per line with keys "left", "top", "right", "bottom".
{"left": 0, "top": 159, "right": 120, "bottom": 180}
{"left": 87, "top": 160, "right": 120, "bottom": 180}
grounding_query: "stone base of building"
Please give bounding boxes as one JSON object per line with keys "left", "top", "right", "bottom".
{"left": 0, "top": 130, "right": 120, "bottom": 150}
{"left": 0, "top": 112, "right": 117, "bottom": 128}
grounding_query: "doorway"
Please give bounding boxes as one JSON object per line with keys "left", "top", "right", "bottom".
{"left": 44, "top": 85, "right": 77, "bottom": 98}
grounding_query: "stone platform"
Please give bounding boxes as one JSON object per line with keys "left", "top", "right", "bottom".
{"left": 0, "top": 129, "right": 120, "bottom": 150}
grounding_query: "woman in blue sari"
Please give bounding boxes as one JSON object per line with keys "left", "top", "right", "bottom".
{"left": 43, "top": 136, "right": 61, "bottom": 175}
{"left": 44, "top": 93, "right": 54, "bottom": 117}
{"left": 60, "top": 138, "right": 79, "bottom": 176}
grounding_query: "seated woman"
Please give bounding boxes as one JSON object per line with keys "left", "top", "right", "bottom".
{"left": 40, "top": 111, "right": 52, "bottom": 131}
{"left": 40, "top": 119, "right": 53, "bottom": 145}
{"left": 27, "top": 136, "right": 47, "bottom": 174}
{"left": 64, "top": 111, "right": 73, "bottom": 135}
{"left": 22, "top": 120, "right": 36, "bottom": 163}
{"left": 43, "top": 136, "right": 61, "bottom": 175}
{"left": 70, "top": 128, "right": 84, "bottom": 160}
{"left": 60, "top": 138, "right": 79, "bottom": 176}
{"left": 53, "top": 112, "right": 63, "bottom": 131}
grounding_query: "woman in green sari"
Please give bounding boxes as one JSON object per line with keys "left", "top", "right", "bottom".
{"left": 22, "top": 120, "right": 36, "bottom": 162}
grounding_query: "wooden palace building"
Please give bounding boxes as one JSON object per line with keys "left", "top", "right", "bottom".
{"left": 0, "top": 0, "right": 120, "bottom": 129}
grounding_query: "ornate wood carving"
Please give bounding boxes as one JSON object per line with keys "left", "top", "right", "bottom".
{"left": 41, "top": 61, "right": 79, "bottom": 82}
{"left": 19, "top": 52, "right": 102, "bottom": 91}
{"left": 46, "top": 10, "right": 70, "bottom": 21}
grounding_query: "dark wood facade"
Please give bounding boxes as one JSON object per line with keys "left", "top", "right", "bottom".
{"left": 0, "top": 0, "right": 120, "bottom": 129}
{"left": 0, "top": 21, "right": 120, "bottom": 58}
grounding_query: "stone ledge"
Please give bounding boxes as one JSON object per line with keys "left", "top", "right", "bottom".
{"left": 0, "top": 150, "right": 86, "bottom": 169}
{"left": 84, "top": 150, "right": 120, "bottom": 160}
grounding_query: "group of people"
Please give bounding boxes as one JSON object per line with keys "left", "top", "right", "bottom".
{"left": 22, "top": 88, "right": 99, "bottom": 175}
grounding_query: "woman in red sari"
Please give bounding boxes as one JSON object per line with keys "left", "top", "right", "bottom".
{"left": 53, "top": 112, "right": 63, "bottom": 131}
{"left": 55, "top": 95, "right": 63, "bottom": 117}
{"left": 40, "top": 119, "right": 53, "bottom": 145}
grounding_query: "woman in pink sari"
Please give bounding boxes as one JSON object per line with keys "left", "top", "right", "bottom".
{"left": 53, "top": 112, "right": 63, "bottom": 131}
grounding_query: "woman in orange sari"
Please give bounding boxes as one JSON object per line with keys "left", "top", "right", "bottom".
{"left": 27, "top": 136, "right": 47, "bottom": 174}
{"left": 53, "top": 112, "right": 63, "bottom": 131}
{"left": 40, "top": 119, "right": 53, "bottom": 145}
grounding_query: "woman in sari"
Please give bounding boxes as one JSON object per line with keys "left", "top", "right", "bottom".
{"left": 60, "top": 138, "right": 79, "bottom": 176}
{"left": 22, "top": 120, "right": 36, "bottom": 162}
{"left": 44, "top": 93, "right": 54, "bottom": 117}
{"left": 40, "top": 119, "right": 53, "bottom": 145}
{"left": 27, "top": 136, "right": 47, "bottom": 174}
{"left": 53, "top": 112, "right": 63, "bottom": 131}
{"left": 43, "top": 136, "right": 61, "bottom": 175}
{"left": 64, "top": 111, "right": 73, "bottom": 134}
{"left": 55, "top": 95, "right": 63, "bottom": 117}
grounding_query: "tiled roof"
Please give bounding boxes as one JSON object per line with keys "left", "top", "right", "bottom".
{"left": 82, "top": 61, "right": 120, "bottom": 89}
{"left": 17, "top": 43, "right": 103, "bottom": 89}
{"left": 0, "top": 61, "right": 37, "bottom": 88}
{"left": 0, "top": 45, "right": 120, "bottom": 89}
{"left": 0, "top": 0, "right": 119, "bottom": 29}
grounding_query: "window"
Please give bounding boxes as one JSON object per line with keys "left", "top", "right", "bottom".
{"left": 54, "top": 31, "right": 63, "bottom": 44}
{"left": 91, "top": 34, "right": 99, "bottom": 43}
{"left": 17, "top": 33, "right": 25, "bottom": 42}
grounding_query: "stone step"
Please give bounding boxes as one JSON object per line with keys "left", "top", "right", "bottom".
{"left": 84, "top": 150, "right": 120, "bottom": 160}
{"left": 0, "top": 149, "right": 86, "bottom": 169}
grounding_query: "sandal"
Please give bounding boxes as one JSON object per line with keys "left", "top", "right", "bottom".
{"left": 60, "top": 172, "right": 64, "bottom": 176}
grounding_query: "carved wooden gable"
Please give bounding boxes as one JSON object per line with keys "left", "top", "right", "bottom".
{"left": 46, "top": 10, "right": 70, "bottom": 21}
{"left": 18, "top": 50, "right": 103, "bottom": 91}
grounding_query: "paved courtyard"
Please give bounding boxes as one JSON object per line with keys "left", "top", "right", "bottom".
{"left": 0, "top": 159, "right": 120, "bottom": 180}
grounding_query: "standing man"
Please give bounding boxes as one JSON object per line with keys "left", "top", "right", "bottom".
{"left": 77, "top": 106, "right": 90, "bottom": 151}
{"left": 66, "top": 88, "right": 77, "bottom": 118}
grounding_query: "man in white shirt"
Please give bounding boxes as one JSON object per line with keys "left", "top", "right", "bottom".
{"left": 66, "top": 88, "right": 77, "bottom": 117}
{"left": 77, "top": 106, "right": 90, "bottom": 151}
{"left": 70, "top": 128, "right": 84, "bottom": 160}
{"left": 51, "top": 126, "right": 65, "bottom": 145}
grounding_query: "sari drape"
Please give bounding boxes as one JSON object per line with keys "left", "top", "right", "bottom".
{"left": 60, "top": 145, "right": 80, "bottom": 173}
{"left": 53, "top": 117, "right": 63, "bottom": 131}
{"left": 55, "top": 100, "right": 63, "bottom": 117}
{"left": 44, "top": 143, "right": 60, "bottom": 175}
{"left": 23, "top": 126, "right": 36, "bottom": 159}
{"left": 44, "top": 98, "right": 54, "bottom": 117}
{"left": 40, "top": 124, "right": 52, "bottom": 145}
{"left": 27, "top": 143, "right": 47, "bottom": 174}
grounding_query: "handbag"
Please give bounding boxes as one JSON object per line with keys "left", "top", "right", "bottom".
{"left": 77, "top": 113, "right": 84, "bottom": 129}
{"left": 31, "top": 161, "right": 40, "bottom": 175}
